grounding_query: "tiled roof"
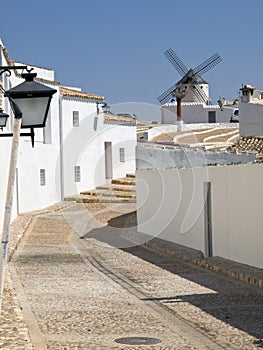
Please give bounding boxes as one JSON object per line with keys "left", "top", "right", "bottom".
{"left": 1, "top": 43, "right": 104, "bottom": 103}
{"left": 60, "top": 86, "right": 104, "bottom": 102}
{"left": 228, "top": 136, "right": 263, "bottom": 157}
{"left": 104, "top": 113, "right": 136, "bottom": 125}
{"left": 2, "top": 46, "right": 60, "bottom": 85}
{"left": 2, "top": 46, "right": 14, "bottom": 66}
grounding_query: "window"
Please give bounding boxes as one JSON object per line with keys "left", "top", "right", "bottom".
{"left": 40, "top": 169, "right": 46, "bottom": 186}
{"left": 74, "top": 166, "right": 81, "bottom": 182}
{"left": 119, "top": 147, "right": 125, "bottom": 162}
{"left": 73, "top": 111, "right": 79, "bottom": 127}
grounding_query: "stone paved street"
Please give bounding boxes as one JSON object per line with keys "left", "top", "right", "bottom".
{"left": 1, "top": 202, "right": 263, "bottom": 349}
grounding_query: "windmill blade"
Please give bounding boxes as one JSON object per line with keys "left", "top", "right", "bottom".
{"left": 190, "top": 84, "right": 209, "bottom": 105}
{"left": 193, "top": 53, "right": 222, "bottom": 76}
{"left": 157, "top": 83, "right": 178, "bottom": 104}
{"left": 164, "top": 48, "right": 188, "bottom": 77}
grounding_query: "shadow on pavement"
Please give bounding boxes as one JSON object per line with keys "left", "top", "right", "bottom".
{"left": 81, "top": 210, "right": 263, "bottom": 343}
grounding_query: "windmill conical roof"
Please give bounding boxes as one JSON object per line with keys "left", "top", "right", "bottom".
{"left": 177, "top": 69, "right": 208, "bottom": 85}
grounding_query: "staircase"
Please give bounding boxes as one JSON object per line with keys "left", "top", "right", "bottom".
{"left": 65, "top": 174, "right": 136, "bottom": 204}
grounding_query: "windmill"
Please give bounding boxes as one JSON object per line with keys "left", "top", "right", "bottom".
{"left": 157, "top": 49, "right": 222, "bottom": 121}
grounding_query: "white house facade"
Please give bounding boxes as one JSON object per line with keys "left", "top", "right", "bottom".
{"left": 239, "top": 85, "right": 263, "bottom": 137}
{"left": 59, "top": 86, "right": 136, "bottom": 197}
{"left": 161, "top": 102, "right": 237, "bottom": 124}
{"left": 0, "top": 40, "right": 136, "bottom": 228}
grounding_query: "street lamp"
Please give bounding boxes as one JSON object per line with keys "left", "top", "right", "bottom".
{"left": 96, "top": 102, "right": 109, "bottom": 114}
{"left": 4, "top": 72, "right": 56, "bottom": 128}
{"left": 0, "top": 109, "right": 9, "bottom": 129}
{"left": 0, "top": 66, "right": 56, "bottom": 312}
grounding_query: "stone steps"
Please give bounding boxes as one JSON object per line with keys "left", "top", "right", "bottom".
{"left": 76, "top": 196, "right": 136, "bottom": 204}
{"left": 65, "top": 173, "right": 136, "bottom": 204}
{"left": 111, "top": 178, "right": 136, "bottom": 186}
{"left": 80, "top": 189, "right": 136, "bottom": 198}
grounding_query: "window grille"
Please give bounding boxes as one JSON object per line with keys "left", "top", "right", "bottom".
{"left": 74, "top": 166, "right": 81, "bottom": 182}
{"left": 73, "top": 111, "right": 79, "bottom": 127}
{"left": 40, "top": 169, "right": 46, "bottom": 186}
{"left": 119, "top": 148, "right": 125, "bottom": 162}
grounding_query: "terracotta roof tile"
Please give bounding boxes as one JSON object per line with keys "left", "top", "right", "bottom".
{"left": 1, "top": 44, "right": 104, "bottom": 102}
{"left": 2, "top": 46, "right": 60, "bottom": 85}
{"left": 104, "top": 113, "right": 136, "bottom": 125}
{"left": 228, "top": 136, "right": 263, "bottom": 157}
{"left": 60, "top": 86, "right": 104, "bottom": 102}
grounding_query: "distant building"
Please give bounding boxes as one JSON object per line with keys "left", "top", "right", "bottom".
{"left": 239, "top": 84, "right": 263, "bottom": 136}
{"left": 161, "top": 102, "right": 238, "bottom": 124}
{"left": 227, "top": 84, "right": 263, "bottom": 158}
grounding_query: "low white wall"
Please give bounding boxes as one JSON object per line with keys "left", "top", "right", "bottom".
{"left": 137, "top": 168, "right": 207, "bottom": 252}
{"left": 161, "top": 103, "right": 235, "bottom": 124}
{"left": 144, "top": 125, "right": 179, "bottom": 141}
{"left": 210, "top": 164, "right": 263, "bottom": 268}
{"left": 137, "top": 163, "right": 263, "bottom": 269}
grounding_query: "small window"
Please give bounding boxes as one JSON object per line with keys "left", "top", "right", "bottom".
{"left": 74, "top": 166, "right": 81, "bottom": 182}
{"left": 40, "top": 169, "right": 46, "bottom": 186}
{"left": 73, "top": 111, "right": 79, "bottom": 127}
{"left": 119, "top": 148, "right": 125, "bottom": 162}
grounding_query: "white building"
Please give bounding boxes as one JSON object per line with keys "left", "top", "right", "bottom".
{"left": 161, "top": 102, "right": 237, "bottom": 124}
{"left": 0, "top": 40, "right": 136, "bottom": 227}
{"left": 239, "top": 84, "right": 263, "bottom": 136}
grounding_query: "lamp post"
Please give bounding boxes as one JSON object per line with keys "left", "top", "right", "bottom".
{"left": 0, "top": 66, "right": 56, "bottom": 312}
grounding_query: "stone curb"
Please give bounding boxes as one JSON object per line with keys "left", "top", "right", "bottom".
{"left": 121, "top": 221, "right": 263, "bottom": 290}
{"left": 192, "top": 258, "right": 263, "bottom": 289}
{"left": 145, "top": 240, "right": 263, "bottom": 290}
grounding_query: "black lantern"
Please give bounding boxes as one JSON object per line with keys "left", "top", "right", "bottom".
{"left": 4, "top": 72, "right": 56, "bottom": 128}
{"left": 0, "top": 109, "right": 9, "bottom": 128}
{"left": 102, "top": 103, "right": 110, "bottom": 113}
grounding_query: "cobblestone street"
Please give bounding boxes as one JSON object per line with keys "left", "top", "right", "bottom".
{"left": 1, "top": 202, "right": 263, "bottom": 349}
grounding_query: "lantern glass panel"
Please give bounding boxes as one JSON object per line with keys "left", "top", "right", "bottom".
{"left": 13, "top": 96, "right": 51, "bottom": 128}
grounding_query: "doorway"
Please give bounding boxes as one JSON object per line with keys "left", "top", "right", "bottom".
{"left": 208, "top": 111, "right": 216, "bottom": 123}
{"left": 104, "top": 142, "right": 113, "bottom": 180}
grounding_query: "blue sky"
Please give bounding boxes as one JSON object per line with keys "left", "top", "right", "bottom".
{"left": 1, "top": 0, "right": 263, "bottom": 120}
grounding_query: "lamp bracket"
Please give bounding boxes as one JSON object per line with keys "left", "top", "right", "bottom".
{"left": 0, "top": 128, "right": 35, "bottom": 147}
{"left": 0, "top": 65, "right": 28, "bottom": 77}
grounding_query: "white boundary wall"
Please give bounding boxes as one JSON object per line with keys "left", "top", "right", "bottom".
{"left": 137, "top": 163, "right": 263, "bottom": 269}
{"left": 161, "top": 103, "right": 236, "bottom": 124}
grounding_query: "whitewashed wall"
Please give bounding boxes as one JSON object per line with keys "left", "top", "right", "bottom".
{"left": 161, "top": 103, "right": 235, "bottom": 124}
{"left": 137, "top": 163, "right": 263, "bottom": 269}
{"left": 0, "top": 44, "right": 62, "bottom": 227}
{"left": 61, "top": 97, "right": 136, "bottom": 197}
{"left": 182, "top": 83, "right": 209, "bottom": 103}
{"left": 239, "top": 101, "right": 263, "bottom": 136}
{"left": 0, "top": 40, "right": 136, "bottom": 234}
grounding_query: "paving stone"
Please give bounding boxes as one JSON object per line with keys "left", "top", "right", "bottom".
{"left": 0, "top": 201, "right": 262, "bottom": 349}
